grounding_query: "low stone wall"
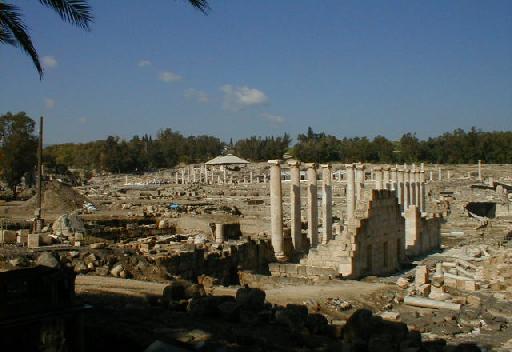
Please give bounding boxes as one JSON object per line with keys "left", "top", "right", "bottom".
{"left": 268, "top": 263, "right": 338, "bottom": 280}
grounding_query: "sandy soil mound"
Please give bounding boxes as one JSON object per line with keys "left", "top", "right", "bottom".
{"left": 23, "top": 180, "right": 91, "bottom": 213}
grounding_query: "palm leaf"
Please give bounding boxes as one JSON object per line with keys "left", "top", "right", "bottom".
{"left": 186, "top": 0, "right": 210, "bottom": 14}
{"left": 38, "top": 0, "right": 93, "bottom": 30}
{"left": 0, "top": 3, "right": 42, "bottom": 77}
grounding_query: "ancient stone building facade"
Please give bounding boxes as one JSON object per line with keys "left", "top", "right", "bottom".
{"left": 267, "top": 160, "right": 443, "bottom": 279}
{"left": 304, "top": 190, "right": 405, "bottom": 278}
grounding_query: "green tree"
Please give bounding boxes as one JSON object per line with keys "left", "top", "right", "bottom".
{"left": 0, "top": 112, "right": 37, "bottom": 196}
{"left": 0, "top": 0, "right": 209, "bottom": 77}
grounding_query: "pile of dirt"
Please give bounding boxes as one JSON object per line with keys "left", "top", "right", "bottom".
{"left": 23, "top": 180, "right": 91, "bottom": 213}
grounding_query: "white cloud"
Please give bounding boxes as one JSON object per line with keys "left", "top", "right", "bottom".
{"left": 44, "top": 98, "right": 55, "bottom": 109}
{"left": 184, "top": 88, "right": 209, "bottom": 103}
{"left": 221, "top": 84, "right": 268, "bottom": 111}
{"left": 78, "top": 117, "right": 87, "bottom": 124}
{"left": 261, "top": 112, "right": 285, "bottom": 125}
{"left": 138, "top": 59, "right": 151, "bottom": 67}
{"left": 159, "top": 71, "right": 182, "bottom": 82}
{"left": 42, "top": 56, "right": 58, "bottom": 69}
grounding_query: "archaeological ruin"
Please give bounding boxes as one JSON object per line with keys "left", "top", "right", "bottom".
{"left": 1, "top": 160, "right": 512, "bottom": 351}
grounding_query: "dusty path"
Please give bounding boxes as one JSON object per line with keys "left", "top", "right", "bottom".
{"left": 76, "top": 275, "right": 389, "bottom": 308}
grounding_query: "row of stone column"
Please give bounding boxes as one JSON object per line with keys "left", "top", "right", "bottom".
{"left": 373, "top": 165, "right": 425, "bottom": 213}
{"left": 269, "top": 160, "right": 333, "bottom": 259}
{"left": 173, "top": 167, "right": 265, "bottom": 185}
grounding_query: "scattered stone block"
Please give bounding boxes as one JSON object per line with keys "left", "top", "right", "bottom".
{"left": 379, "top": 311, "right": 400, "bottom": 321}
{"left": 415, "top": 265, "right": 429, "bottom": 287}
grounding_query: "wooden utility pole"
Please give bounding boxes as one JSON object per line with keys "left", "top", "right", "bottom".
{"left": 33, "top": 116, "right": 44, "bottom": 232}
{"left": 36, "top": 116, "right": 43, "bottom": 211}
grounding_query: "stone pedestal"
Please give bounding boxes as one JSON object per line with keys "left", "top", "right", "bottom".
{"left": 269, "top": 160, "right": 285, "bottom": 259}
{"left": 215, "top": 223, "right": 224, "bottom": 244}
{"left": 306, "top": 163, "right": 318, "bottom": 248}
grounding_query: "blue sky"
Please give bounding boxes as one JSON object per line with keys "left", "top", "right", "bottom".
{"left": 1, "top": 0, "right": 511, "bottom": 144}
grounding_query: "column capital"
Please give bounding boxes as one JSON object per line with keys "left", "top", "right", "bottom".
{"left": 287, "top": 159, "right": 301, "bottom": 167}
{"left": 268, "top": 159, "right": 282, "bottom": 165}
{"left": 320, "top": 163, "right": 332, "bottom": 169}
{"left": 345, "top": 163, "right": 356, "bottom": 169}
{"left": 305, "top": 162, "right": 317, "bottom": 169}
{"left": 356, "top": 163, "right": 365, "bottom": 170}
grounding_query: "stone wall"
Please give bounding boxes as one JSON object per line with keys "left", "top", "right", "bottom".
{"left": 342, "top": 189, "right": 405, "bottom": 278}
{"left": 404, "top": 206, "right": 442, "bottom": 257}
{"left": 304, "top": 190, "right": 405, "bottom": 279}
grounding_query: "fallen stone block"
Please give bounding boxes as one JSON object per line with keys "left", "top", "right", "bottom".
{"left": 403, "top": 296, "right": 461, "bottom": 311}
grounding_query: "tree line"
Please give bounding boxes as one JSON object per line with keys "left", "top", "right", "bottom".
{"left": 2, "top": 112, "right": 512, "bottom": 193}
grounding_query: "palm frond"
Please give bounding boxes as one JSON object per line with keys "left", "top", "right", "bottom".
{"left": 38, "top": 0, "right": 93, "bottom": 30}
{"left": 186, "top": 0, "right": 210, "bottom": 14}
{"left": 0, "top": 24, "right": 16, "bottom": 45}
{"left": 0, "top": 3, "right": 42, "bottom": 77}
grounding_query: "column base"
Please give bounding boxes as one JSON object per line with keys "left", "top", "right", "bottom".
{"left": 274, "top": 253, "right": 288, "bottom": 262}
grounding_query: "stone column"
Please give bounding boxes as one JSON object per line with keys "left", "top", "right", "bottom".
{"left": 415, "top": 170, "right": 420, "bottom": 207}
{"left": 269, "top": 160, "right": 285, "bottom": 259}
{"left": 404, "top": 169, "right": 410, "bottom": 210}
{"left": 181, "top": 169, "right": 185, "bottom": 184}
{"left": 175, "top": 172, "right": 178, "bottom": 184}
{"left": 419, "top": 170, "right": 425, "bottom": 213}
{"left": 478, "top": 160, "right": 482, "bottom": 181}
{"left": 355, "top": 164, "right": 365, "bottom": 201}
{"left": 288, "top": 160, "right": 302, "bottom": 251}
{"left": 345, "top": 164, "right": 356, "bottom": 221}
{"left": 193, "top": 168, "right": 196, "bottom": 183}
{"left": 250, "top": 171, "right": 253, "bottom": 184}
{"left": 438, "top": 167, "right": 442, "bottom": 181}
{"left": 375, "top": 167, "right": 383, "bottom": 190}
{"left": 187, "top": 167, "right": 191, "bottom": 184}
{"left": 397, "top": 169, "right": 404, "bottom": 210}
{"left": 383, "top": 167, "right": 390, "bottom": 190}
{"left": 223, "top": 168, "right": 226, "bottom": 184}
{"left": 215, "top": 223, "right": 224, "bottom": 244}
{"left": 429, "top": 171, "right": 433, "bottom": 182}
{"left": 321, "top": 164, "right": 332, "bottom": 244}
{"left": 306, "top": 163, "right": 318, "bottom": 248}
{"left": 263, "top": 174, "right": 267, "bottom": 183}
{"left": 391, "top": 167, "right": 398, "bottom": 191}
{"left": 447, "top": 170, "right": 451, "bottom": 180}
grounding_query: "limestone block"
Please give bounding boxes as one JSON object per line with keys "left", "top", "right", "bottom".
{"left": 27, "top": 233, "right": 40, "bottom": 248}
{"left": 0, "top": 230, "right": 16, "bottom": 244}
{"left": 415, "top": 265, "right": 429, "bottom": 287}
{"left": 444, "top": 277, "right": 457, "bottom": 288}
{"left": 417, "top": 283, "right": 431, "bottom": 296}
{"left": 465, "top": 280, "right": 479, "bottom": 291}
